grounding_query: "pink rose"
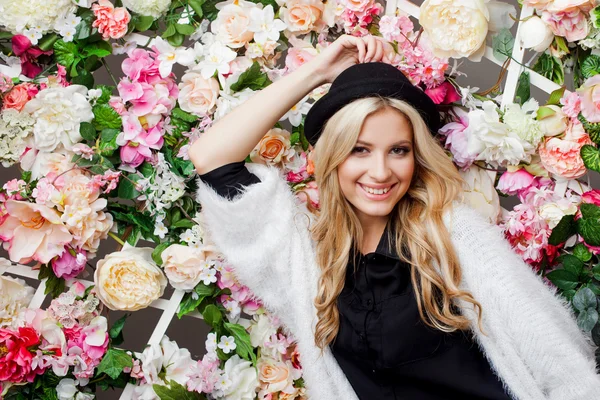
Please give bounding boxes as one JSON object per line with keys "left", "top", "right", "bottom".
{"left": 279, "top": 0, "right": 325, "bottom": 34}
{"left": 285, "top": 47, "right": 318, "bottom": 72}
{"left": 577, "top": 75, "right": 600, "bottom": 123}
{"left": 2, "top": 83, "right": 38, "bottom": 111}
{"left": 177, "top": 72, "right": 220, "bottom": 116}
{"left": 92, "top": 0, "right": 131, "bottom": 40}
{"left": 0, "top": 200, "right": 72, "bottom": 264}
{"left": 538, "top": 121, "right": 593, "bottom": 179}
{"left": 52, "top": 248, "right": 87, "bottom": 279}
{"left": 295, "top": 181, "right": 319, "bottom": 210}
{"left": 0, "top": 327, "right": 42, "bottom": 383}
{"left": 497, "top": 169, "right": 535, "bottom": 196}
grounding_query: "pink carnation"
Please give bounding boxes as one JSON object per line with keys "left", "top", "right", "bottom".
{"left": 538, "top": 121, "right": 592, "bottom": 179}
{"left": 560, "top": 90, "right": 581, "bottom": 120}
{"left": 92, "top": 0, "right": 131, "bottom": 40}
{"left": 497, "top": 169, "right": 536, "bottom": 196}
{"left": 0, "top": 327, "right": 43, "bottom": 383}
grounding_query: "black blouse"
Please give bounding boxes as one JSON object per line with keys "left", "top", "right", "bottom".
{"left": 198, "top": 161, "right": 512, "bottom": 400}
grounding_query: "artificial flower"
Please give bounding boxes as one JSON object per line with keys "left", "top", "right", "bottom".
{"left": 0, "top": 273, "right": 35, "bottom": 328}
{"left": 161, "top": 243, "right": 219, "bottom": 291}
{"left": 177, "top": 72, "right": 221, "bottom": 116}
{"left": 122, "top": 0, "right": 172, "bottom": 18}
{"left": 519, "top": 15, "right": 554, "bottom": 52}
{"left": 92, "top": 0, "right": 131, "bottom": 40}
{"left": 250, "top": 128, "right": 293, "bottom": 166}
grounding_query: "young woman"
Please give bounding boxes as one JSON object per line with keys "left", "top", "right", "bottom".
{"left": 189, "top": 35, "right": 600, "bottom": 399}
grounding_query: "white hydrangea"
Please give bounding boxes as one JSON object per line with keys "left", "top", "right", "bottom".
{"left": 0, "top": 269, "right": 35, "bottom": 328}
{"left": 0, "top": 0, "right": 76, "bottom": 34}
{"left": 122, "top": 0, "right": 172, "bottom": 18}
{"left": 503, "top": 98, "right": 544, "bottom": 147}
{"left": 0, "top": 109, "right": 34, "bottom": 167}
{"left": 23, "top": 85, "right": 93, "bottom": 152}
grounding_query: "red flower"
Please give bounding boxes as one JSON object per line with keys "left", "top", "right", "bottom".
{"left": 0, "top": 327, "right": 43, "bottom": 383}
{"left": 11, "top": 35, "right": 53, "bottom": 79}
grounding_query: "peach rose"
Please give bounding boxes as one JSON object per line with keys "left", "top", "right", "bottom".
{"left": 279, "top": 0, "right": 325, "bottom": 34}
{"left": 161, "top": 243, "right": 219, "bottom": 291}
{"left": 2, "top": 83, "right": 38, "bottom": 111}
{"left": 178, "top": 72, "right": 220, "bottom": 117}
{"left": 210, "top": 4, "right": 254, "bottom": 48}
{"left": 258, "top": 357, "right": 299, "bottom": 394}
{"left": 285, "top": 47, "right": 318, "bottom": 72}
{"left": 577, "top": 74, "right": 600, "bottom": 123}
{"left": 250, "top": 128, "right": 293, "bottom": 166}
{"left": 342, "top": 0, "right": 373, "bottom": 13}
{"left": 92, "top": 0, "right": 131, "bottom": 40}
{"left": 538, "top": 121, "right": 592, "bottom": 179}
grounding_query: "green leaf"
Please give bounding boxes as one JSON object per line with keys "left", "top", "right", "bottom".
{"left": 577, "top": 308, "right": 599, "bottom": 332}
{"left": 492, "top": 28, "right": 514, "bottom": 62}
{"left": 53, "top": 40, "right": 78, "bottom": 69}
{"left": 135, "top": 15, "right": 156, "bottom": 32}
{"left": 202, "top": 304, "right": 222, "bottom": 328}
{"left": 224, "top": 322, "right": 256, "bottom": 364}
{"left": 200, "top": 0, "right": 220, "bottom": 21}
{"left": 593, "top": 264, "right": 600, "bottom": 281}
{"left": 581, "top": 144, "right": 600, "bottom": 172}
{"left": 536, "top": 105, "right": 557, "bottom": 120}
{"left": 96, "top": 348, "right": 133, "bottom": 379}
{"left": 116, "top": 173, "right": 142, "bottom": 199}
{"left": 84, "top": 41, "right": 113, "bottom": 58}
{"left": 515, "top": 71, "right": 530, "bottom": 105}
{"left": 38, "top": 33, "right": 59, "bottom": 52}
{"left": 195, "top": 282, "right": 216, "bottom": 297}
{"left": 547, "top": 86, "right": 566, "bottom": 106}
{"left": 573, "top": 287, "right": 597, "bottom": 311}
{"left": 188, "top": 0, "right": 206, "bottom": 17}
{"left": 230, "top": 61, "right": 272, "bottom": 92}
{"left": 152, "top": 242, "right": 172, "bottom": 266}
{"left": 546, "top": 269, "right": 579, "bottom": 290}
{"left": 40, "top": 387, "right": 59, "bottom": 400}
{"left": 578, "top": 204, "right": 600, "bottom": 246}
{"left": 581, "top": 55, "right": 600, "bottom": 79}
{"left": 548, "top": 214, "right": 576, "bottom": 245}
{"left": 171, "top": 219, "right": 195, "bottom": 229}
{"left": 172, "top": 107, "right": 198, "bottom": 123}
{"left": 592, "top": 322, "right": 600, "bottom": 346}
{"left": 109, "top": 313, "right": 130, "bottom": 346}
{"left": 167, "top": 32, "right": 185, "bottom": 47}
{"left": 140, "top": 161, "right": 155, "bottom": 178}
{"left": 559, "top": 254, "right": 585, "bottom": 277}
{"left": 290, "top": 131, "right": 300, "bottom": 146}
{"left": 574, "top": 243, "right": 593, "bottom": 262}
{"left": 38, "top": 264, "right": 66, "bottom": 298}
{"left": 162, "top": 24, "right": 177, "bottom": 39}
{"left": 96, "top": 85, "right": 114, "bottom": 105}
{"left": 177, "top": 291, "right": 204, "bottom": 318}
{"left": 578, "top": 113, "right": 600, "bottom": 145}
{"left": 153, "top": 380, "right": 203, "bottom": 400}
{"left": 175, "top": 24, "right": 196, "bottom": 35}
{"left": 99, "top": 128, "right": 120, "bottom": 156}
{"left": 80, "top": 121, "right": 97, "bottom": 141}
{"left": 93, "top": 104, "right": 123, "bottom": 130}
{"left": 71, "top": 69, "right": 94, "bottom": 89}
{"left": 532, "top": 53, "right": 565, "bottom": 85}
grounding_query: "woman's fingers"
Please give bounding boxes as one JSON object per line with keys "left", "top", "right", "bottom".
{"left": 364, "top": 35, "right": 377, "bottom": 62}
{"left": 355, "top": 36, "right": 366, "bottom": 63}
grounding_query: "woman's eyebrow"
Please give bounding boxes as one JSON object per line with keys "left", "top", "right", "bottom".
{"left": 356, "top": 140, "right": 412, "bottom": 146}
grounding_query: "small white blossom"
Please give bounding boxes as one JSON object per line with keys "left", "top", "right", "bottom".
{"left": 199, "top": 266, "right": 217, "bottom": 285}
{"left": 279, "top": 95, "right": 312, "bottom": 127}
{"left": 198, "top": 41, "right": 237, "bottom": 80}
{"left": 218, "top": 335, "right": 237, "bottom": 354}
{"left": 23, "top": 28, "right": 42, "bottom": 45}
{"left": 248, "top": 5, "right": 286, "bottom": 44}
{"left": 153, "top": 37, "right": 196, "bottom": 78}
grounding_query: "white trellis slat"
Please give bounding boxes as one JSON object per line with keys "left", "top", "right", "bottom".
{"left": 0, "top": 2, "right": 580, "bottom": 398}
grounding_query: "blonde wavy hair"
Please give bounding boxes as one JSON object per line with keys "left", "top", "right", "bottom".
{"left": 308, "top": 96, "right": 484, "bottom": 350}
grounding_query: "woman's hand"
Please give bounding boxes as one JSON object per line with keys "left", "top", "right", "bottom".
{"left": 307, "top": 34, "right": 394, "bottom": 84}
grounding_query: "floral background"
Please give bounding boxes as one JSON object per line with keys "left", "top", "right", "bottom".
{"left": 1, "top": 0, "right": 600, "bottom": 398}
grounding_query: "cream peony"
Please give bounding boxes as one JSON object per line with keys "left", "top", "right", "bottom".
{"left": 210, "top": 3, "right": 254, "bottom": 48}
{"left": 122, "top": 0, "right": 172, "bottom": 18}
{"left": 161, "top": 243, "right": 219, "bottom": 291}
{"left": 0, "top": 0, "right": 76, "bottom": 34}
{"left": 537, "top": 105, "right": 568, "bottom": 136}
{"left": 460, "top": 165, "right": 501, "bottom": 224}
{"left": 539, "top": 200, "right": 578, "bottom": 229}
{"left": 94, "top": 245, "right": 167, "bottom": 311}
{"left": 519, "top": 16, "right": 554, "bottom": 52}
{"left": 178, "top": 72, "right": 220, "bottom": 117}
{"left": 23, "top": 85, "right": 93, "bottom": 152}
{"left": 221, "top": 355, "right": 259, "bottom": 400}
{"left": 0, "top": 271, "right": 35, "bottom": 328}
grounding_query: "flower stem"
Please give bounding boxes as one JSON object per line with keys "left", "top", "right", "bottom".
{"left": 108, "top": 231, "right": 126, "bottom": 246}
{"left": 101, "top": 58, "right": 119, "bottom": 87}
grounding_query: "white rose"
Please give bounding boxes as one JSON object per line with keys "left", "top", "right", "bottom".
{"left": 162, "top": 243, "right": 218, "bottom": 291}
{"left": 222, "top": 355, "right": 259, "bottom": 400}
{"left": 159, "top": 336, "right": 195, "bottom": 385}
{"left": 537, "top": 105, "right": 568, "bottom": 137}
{"left": 460, "top": 165, "right": 501, "bottom": 224}
{"left": 0, "top": 271, "right": 35, "bottom": 328}
{"left": 94, "top": 244, "right": 167, "bottom": 311}
{"left": 249, "top": 314, "right": 278, "bottom": 347}
{"left": 258, "top": 357, "right": 298, "bottom": 394}
{"left": 56, "top": 379, "right": 78, "bottom": 400}
{"left": 539, "top": 201, "right": 578, "bottom": 229}
{"left": 177, "top": 72, "right": 220, "bottom": 117}
{"left": 519, "top": 16, "right": 554, "bottom": 52}
{"left": 420, "top": 0, "right": 489, "bottom": 60}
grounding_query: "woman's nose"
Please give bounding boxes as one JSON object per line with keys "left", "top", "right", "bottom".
{"left": 368, "top": 154, "right": 392, "bottom": 181}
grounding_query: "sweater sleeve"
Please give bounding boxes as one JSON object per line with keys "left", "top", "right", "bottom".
{"left": 197, "top": 160, "right": 261, "bottom": 200}
{"left": 448, "top": 203, "right": 600, "bottom": 400}
{"left": 194, "top": 163, "right": 310, "bottom": 315}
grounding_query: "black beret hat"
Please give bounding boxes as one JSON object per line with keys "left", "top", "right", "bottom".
{"left": 303, "top": 62, "right": 441, "bottom": 146}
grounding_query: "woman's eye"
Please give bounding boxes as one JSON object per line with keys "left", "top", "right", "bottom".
{"left": 392, "top": 147, "right": 409, "bottom": 155}
{"left": 352, "top": 146, "right": 367, "bottom": 153}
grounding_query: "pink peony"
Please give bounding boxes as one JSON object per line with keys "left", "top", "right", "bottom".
{"left": 52, "top": 248, "right": 87, "bottom": 279}
{"left": 538, "top": 121, "right": 592, "bottom": 179}
{"left": 92, "top": 0, "right": 131, "bottom": 40}
{"left": 0, "top": 200, "right": 72, "bottom": 264}
{"left": 577, "top": 75, "right": 600, "bottom": 123}
{"left": 0, "top": 327, "right": 43, "bottom": 383}
{"left": 541, "top": 6, "right": 590, "bottom": 42}
{"left": 2, "top": 82, "right": 38, "bottom": 111}
{"left": 497, "top": 169, "right": 536, "bottom": 196}
{"left": 425, "top": 81, "right": 461, "bottom": 105}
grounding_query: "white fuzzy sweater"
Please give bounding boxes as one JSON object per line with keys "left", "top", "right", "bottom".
{"left": 195, "top": 163, "right": 600, "bottom": 400}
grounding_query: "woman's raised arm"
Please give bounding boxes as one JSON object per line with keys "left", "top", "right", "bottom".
{"left": 189, "top": 34, "right": 390, "bottom": 175}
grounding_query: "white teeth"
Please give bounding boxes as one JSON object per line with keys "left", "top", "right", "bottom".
{"left": 362, "top": 185, "right": 391, "bottom": 195}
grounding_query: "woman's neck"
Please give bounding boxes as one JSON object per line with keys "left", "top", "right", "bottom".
{"left": 360, "top": 218, "right": 389, "bottom": 254}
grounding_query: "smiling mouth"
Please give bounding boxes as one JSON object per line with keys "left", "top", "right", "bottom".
{"left": 359, "top": 183, "right": 396, "bottom": 195}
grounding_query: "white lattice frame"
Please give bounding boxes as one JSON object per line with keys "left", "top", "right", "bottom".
{"left": 0, "top": 1, "right": 584, "bottom": 398}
